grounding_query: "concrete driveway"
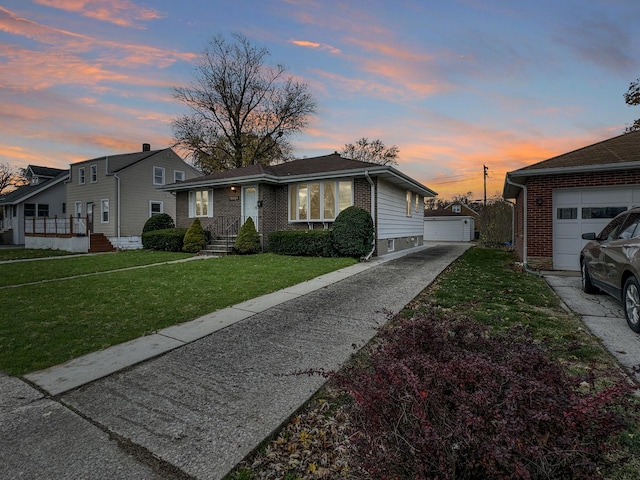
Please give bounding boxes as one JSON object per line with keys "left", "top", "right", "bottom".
{"left": 1, "top": 243, "right": 470, "bottom": 480}
{"left": 544, "top": 273, "right": 640, "bottom": 384}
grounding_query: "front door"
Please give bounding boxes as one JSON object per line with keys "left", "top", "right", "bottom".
{"left": 86, "top": 202, "right": 94, "bottom": 233}
{"left": 242, "top": 186, "right": 259, "bottom": 230}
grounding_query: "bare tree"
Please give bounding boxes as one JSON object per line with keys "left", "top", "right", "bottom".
{"left": 341, "top": 138, "right": 399, "bottom": 166}
{"left": 0, "top": 162, "right": 25, "bottom": 195}
{"left": 624, "top": 78, "right": 640, "bottom": 133}
{"left": 172, "top": 33, "right": 316, "bottom": 173}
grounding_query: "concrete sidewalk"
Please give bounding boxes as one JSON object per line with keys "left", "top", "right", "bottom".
{"left": 1, "top": 243, "right": 470, "bottom": 480}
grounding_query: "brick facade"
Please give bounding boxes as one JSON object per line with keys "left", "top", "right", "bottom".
{"left": 176, "top": 178, "right": 375, "bottom": 252}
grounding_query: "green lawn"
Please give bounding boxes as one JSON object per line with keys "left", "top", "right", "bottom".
{"left": 0, "top": 248, "right": 77, "bottom": 261}
{"left": 0, "top": 252, "right": 357, "bottom": 375}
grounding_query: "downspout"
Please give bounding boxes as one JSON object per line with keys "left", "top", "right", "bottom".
{"left": 505, "top": 176, "right": 538, "bottom": 275}
{"left": 364, "top": 171, "right": 376, "bottom": 261}
{"left": 114, "top": 172, "right": 121, "bottom": 248}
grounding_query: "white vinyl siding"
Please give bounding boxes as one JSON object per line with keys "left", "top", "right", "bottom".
{"left": 378, "top": 180, "right": 424, "bottom": 240}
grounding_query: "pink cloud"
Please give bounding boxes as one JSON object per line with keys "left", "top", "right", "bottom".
{"left": 34, "top": 0, "right": 165, "bottom": 28}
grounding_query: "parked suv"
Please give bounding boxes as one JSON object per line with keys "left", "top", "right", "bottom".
{"left": 580, "top": 207, "right": 640, "bottom": 333}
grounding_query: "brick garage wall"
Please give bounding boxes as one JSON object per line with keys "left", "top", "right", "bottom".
{"left": 518, "top": 169, "right": 640, "bottom": 268}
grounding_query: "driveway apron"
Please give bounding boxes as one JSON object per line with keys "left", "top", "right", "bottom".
{"left": 49, "top": 244, "right": 468, "bottom": 480}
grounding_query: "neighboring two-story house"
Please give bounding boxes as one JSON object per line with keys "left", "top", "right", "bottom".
{"left": 66, "top": 144, "right": 201, "bottom": 250}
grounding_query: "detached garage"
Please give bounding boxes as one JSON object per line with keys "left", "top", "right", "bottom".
{"left": 503, "top": 131, "right": 640, "bottom": 271}
{"left": 424, "top": 207, "right": 476, "bottom": 242}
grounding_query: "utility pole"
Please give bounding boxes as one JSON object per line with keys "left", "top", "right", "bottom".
{"left": 483, "top": 164, "right": 488, "bottom": 204}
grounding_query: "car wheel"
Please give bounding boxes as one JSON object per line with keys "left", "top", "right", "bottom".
{"left": 623, "top": 276, "right": 640, "bottom": 333}
{"left": 581, "top": 260, "right": 598, "bottom": 294}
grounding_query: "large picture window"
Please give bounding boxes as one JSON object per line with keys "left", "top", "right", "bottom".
{"left": 289, "top": 180, "right": 352, "bottom": 222}
{"left": 189, "top": 190, "right": 213, "bottom": 217}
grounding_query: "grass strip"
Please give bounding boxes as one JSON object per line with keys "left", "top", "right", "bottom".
{"left": 0, "top": 253, "right": 357, "bottom": 375}
{"left": 0, "top": 250, "right": 194, "bottom": 287}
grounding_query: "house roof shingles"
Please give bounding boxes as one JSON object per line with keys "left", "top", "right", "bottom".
{"left": 167, "top": 153, "right": 437, "bottom": 197}
{"left": 0, "top": 170, "right": 69, "bottom": 204}
{"left": 503, "top": 131, "right": 640, "bottom": 198}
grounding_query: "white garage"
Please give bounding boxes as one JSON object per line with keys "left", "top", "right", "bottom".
{"left": 424, "top": 216, "right": 475, "bottom": 242}
{"left": 553, "top": 186, "right": 640, "bottom": 271}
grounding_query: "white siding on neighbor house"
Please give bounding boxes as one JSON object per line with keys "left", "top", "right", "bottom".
{"left": 377, "top": 179, "right": 424, "bottom": 239}
{"left": 424, "top": 217, "right": 474, "bottom": 241}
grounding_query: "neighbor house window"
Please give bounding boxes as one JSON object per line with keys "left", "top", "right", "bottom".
{"left": 452, "top": 204, "right": 461, "bottom": 213}
{"left": 90, "top": 164, "right": 98, "bottom": 183}
{"left": 406, "top": 191, "right": 412, "bottom": 216}
{"left": 101, "top": 199, "right": 109, "bottom": 223}
{"left": 75, "top": 201, "right": 82, "bottom": 217}
{"left": 37, "top": 204, "right": 49, "bottom": 217}
{"left": 388, "top": 239, "right": 395, "bottom": 252}
{"left": 150, "top": 201, "right": 163, "bottom": 216}
{"left": 189, "top": 190, "right": 213, "bottom": 217}
{"left": 174, "top": 170, "right": 185, "bottom": 182}
{"left": 62, "top": 203, "right": 66, "bottom": 214}
{"left": 153, "top": 166, "right": 165, "bottom": 185}
{"left": 24, "top": 203, "right": 36, "bottom": 217}
{"left": 79, "top": 167, "right": 85, "bottom": 185}
{"left": 415, "top": 194, "right": 420, "bottom": 213}
{"left": 289, "top": 180, "right": 353, "bottom": 222}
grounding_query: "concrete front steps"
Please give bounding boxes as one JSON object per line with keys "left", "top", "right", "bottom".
{"left": 199, "top": 236, "right": 236, "bottom": 256}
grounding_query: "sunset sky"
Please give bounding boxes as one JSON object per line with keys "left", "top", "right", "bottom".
{"left": 1, "top": 0, "right": 639, "bottom": 200}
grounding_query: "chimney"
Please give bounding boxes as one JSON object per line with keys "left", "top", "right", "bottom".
{"left": 142, "top": 143, "right": 151, "bottom": 152}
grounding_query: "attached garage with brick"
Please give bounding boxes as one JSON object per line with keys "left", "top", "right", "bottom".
{"left": 503, "top": 131, "right": 640, "bottom": 271}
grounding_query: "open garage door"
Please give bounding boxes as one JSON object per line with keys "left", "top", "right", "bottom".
{"left": 553, "top": 186, "right": 640, "bottom": 270}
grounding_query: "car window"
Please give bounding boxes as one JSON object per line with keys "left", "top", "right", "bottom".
{"left": 601, "top": 214, "right": 628, "bottom": 240}
{"left": 616, "top": 213, "right": 640, "bottom": 240}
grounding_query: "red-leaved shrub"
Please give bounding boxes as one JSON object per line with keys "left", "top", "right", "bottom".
{"left": 336, "top": 310, "right": 632, "bottom": 479}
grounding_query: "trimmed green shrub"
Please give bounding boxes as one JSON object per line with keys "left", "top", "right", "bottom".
{"left": 142, "top": 213, "right": 175, "bottom": 233}
{"left": 332, "top": 206, "right": 374, "bottom": 258}
{"left": 234, "top": 217, "right": 261, "bottom": 254}
{"left": 142, "top": 228, "right": 187, "bottom": 251}
{"left": 268, "top": 230, "right": 335, "bottom": 257}
{"left": 182, "top": 218, "right": 206, "bottom": 253}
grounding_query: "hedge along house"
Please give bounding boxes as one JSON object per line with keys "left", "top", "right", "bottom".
{"left": 503, "top": 131, "right": 640, "bottom": 271}
{"left": 161, "top": 153, "right": 437, "bottom": 256}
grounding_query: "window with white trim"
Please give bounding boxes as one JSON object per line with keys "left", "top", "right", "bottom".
{"left": 289, "top": 180, "right": 352, "bottom": 222}
{"left": 452, "top": 204, "right": 461, "bottom": 213}
{"left": 406, "top": 191, "right": 412, "bottom": 216}
{"left": 101, "top": 198, "right": 109, "bottom": 223}
{"left": 75, "top": 201, "right": 82, "bottom": 217}
{"left": 90, "top": 164, "right": 98, "bottom": 183}
{"left": 174, "top": 170, "right": 185, "bottom": 182}
{"left": 150, "top": 201, "right": 163, "bottom": 216}
{"left": 415, "top": 194, "right": 420, "bottom": 213}
{"left": 189, "top": 190, "right": 213, "bottom": 217}
{"left": 79, "top": 167, "right": 85, "bottom": 185}
{"left": 387, "top": 239, "right": 395, "bottom": 252}
{"left": 153, "top": 166, "right": 165, "bottom": 185}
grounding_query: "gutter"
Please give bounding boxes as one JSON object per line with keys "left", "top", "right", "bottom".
{"left": 364, "top": 171, "right": 376, "bottom": 261}
{"left": 505, "top": 175, "right": 538, "bottom": 275}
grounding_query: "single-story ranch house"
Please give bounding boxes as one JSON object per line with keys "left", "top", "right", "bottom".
{"left": 503, "top": 130, "right": 640, "bottom": 271}
{"left": 162, "top": 153, "right": 437, "bottom": 256}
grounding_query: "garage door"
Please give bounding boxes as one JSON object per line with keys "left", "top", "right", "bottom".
{"left": 424, "top": 217, "right": 470, "bottom": 241}
{"left": 553, "top": 186, "right": 640, "bottom": 270}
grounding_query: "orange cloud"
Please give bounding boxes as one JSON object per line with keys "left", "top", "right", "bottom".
{"left": 290, "top": 39, "right": 341, "bottom": 54}
{"left": 34, "top": 0, "right": 165, "bottom": 28}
